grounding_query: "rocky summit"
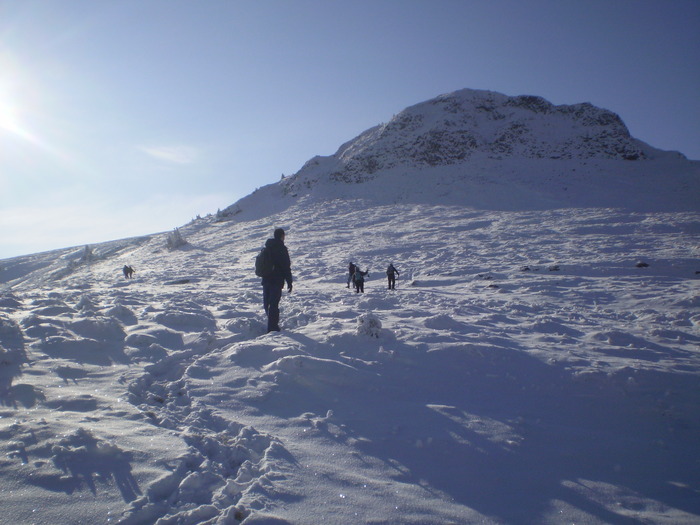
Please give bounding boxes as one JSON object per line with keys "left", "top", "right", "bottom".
{"left": 294, "top": 89, "right": 670, "bottom": 183}
{"left": 226, "top": 89, "right": 698, "bottom": 216}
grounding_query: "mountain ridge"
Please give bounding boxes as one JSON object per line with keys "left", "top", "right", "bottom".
{"left": 303, "top": 88, "right": 689, "bottom": 176}
{"left": 221, "top": 89, "right": 698, "bottom": 221}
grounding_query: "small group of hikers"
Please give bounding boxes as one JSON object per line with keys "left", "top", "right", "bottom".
{"left": 121, "top": 229, "right": 400, "bottom": 334}
{"left": 347, "top": 262, "right": 368, "bottom": 293}
{"left": 347, "top": 262, "right": 400, "bottom": 293}
{"left": 256, "top": 228, "right": 401, "bottom": 333}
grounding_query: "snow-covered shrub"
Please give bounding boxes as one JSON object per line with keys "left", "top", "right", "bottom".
{"left": 356, "top": 313, "right": 382, "bottom": 338}
{"left": 80, "top": 245, "right": 93, "bottom": 262}
{"left": 76, "top": 295, "right": 96, "bottom": 312}
{"left": 166, "top": 227, "right": 188, "bottom": 250}
{"left": 0, "top": 316, "right": 24, "bottom": 350}
{"left": 215, "top": 206, "right": 241, "bottom": 220}
{"left": 106, "top": 303, "right": 138, "bottom": 325}
{"left": 0, "top": 316, "right": 27, "bottom": 383}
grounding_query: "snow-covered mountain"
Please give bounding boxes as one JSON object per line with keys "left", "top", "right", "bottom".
{"left": 225, "top": 88, "right": 698, "bottom": 219}
{"left": 306, "top": 88, "right": 662, "bottom": 172}
{"left": 1, "top": 89, "right": 699, "bottom": 524}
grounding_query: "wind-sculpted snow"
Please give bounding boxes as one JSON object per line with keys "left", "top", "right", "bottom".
{"left": 121, "top": 330, "right": 294, "bottom": 524}
{"left": 0, "top": 197, "right": 699, "bottom": 524}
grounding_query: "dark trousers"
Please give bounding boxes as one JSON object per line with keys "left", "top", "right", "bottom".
{"left": 388, "top": 275, "right": 396, "bottom": 289}
{"left": 263, "top": 280, "right": 283, "bottom": 332}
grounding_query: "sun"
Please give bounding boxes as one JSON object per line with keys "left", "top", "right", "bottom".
{"left": 0, "top": 99, "right": 20, "bottom": 134}
{"left": 0, "top": 89, "right": 34, "bottom": 143}
{"left": 0, "top": 58, "right": 37, "bottom": 143}
{"left": 0, "top": 98, "right": 45, "bottom": 154}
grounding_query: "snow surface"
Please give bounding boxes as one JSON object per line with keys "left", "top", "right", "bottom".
{"left": 1, "top": 89, "right": 700, "bottom": 524}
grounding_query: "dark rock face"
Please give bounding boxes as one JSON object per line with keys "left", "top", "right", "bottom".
{"left": 293, "top": 89, "right": 653, "bottom": 187}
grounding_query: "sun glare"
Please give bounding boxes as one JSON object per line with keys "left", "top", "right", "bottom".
{"left": 0, "top": 70, "right": 81, "bottom": 170}
{"left": 1, "top": 100, "right": 20, "bottom": 133}
{"left": 0, "top": 92, "right": 36, "bottom": 143}
{"left": 0, "top": 53, "right": 38, "bottom": 144}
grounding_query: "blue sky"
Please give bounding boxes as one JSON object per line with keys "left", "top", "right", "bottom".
{"left": 1, "top": 0, "right": 698, "bottom": 259}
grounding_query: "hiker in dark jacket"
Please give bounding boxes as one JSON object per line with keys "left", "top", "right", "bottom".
{"left": 353, "top": 267, "right": 369, "bottom": 293}
{"left": 262, "top": 228, "right": 293, "bottom": 332}
{"left": 347, "top": 262, "right": 356, "bottom": 288}
{"left": 386, "top": 263, "right": 400, "bottom": 290}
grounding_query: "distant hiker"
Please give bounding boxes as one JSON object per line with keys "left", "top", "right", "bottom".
{"left": 353, "top": 267, "right": 369, "bottom": 293}
{"left": 257, "top": 228, "right": 293, "bottom": 333}
{"left": 386, "top": 263, "right": 400, "bottom": 290}
{"left": 122, "top": 265, "right": 134, "bottom": 279}
{"left": 347, "top": 262, "right": 357, "bottom": 288}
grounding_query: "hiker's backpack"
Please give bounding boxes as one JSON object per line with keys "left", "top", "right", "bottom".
{"left": 255, "top": 247, "right": 275, "bottom": 278}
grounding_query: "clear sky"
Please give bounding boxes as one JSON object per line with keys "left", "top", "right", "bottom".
{"left": 1, "top": 0, "right": 698, "bottom": 259}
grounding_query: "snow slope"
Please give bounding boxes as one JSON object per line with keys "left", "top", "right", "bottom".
{"left": 1, "top": 89, "right": 700, "bottom": 524}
